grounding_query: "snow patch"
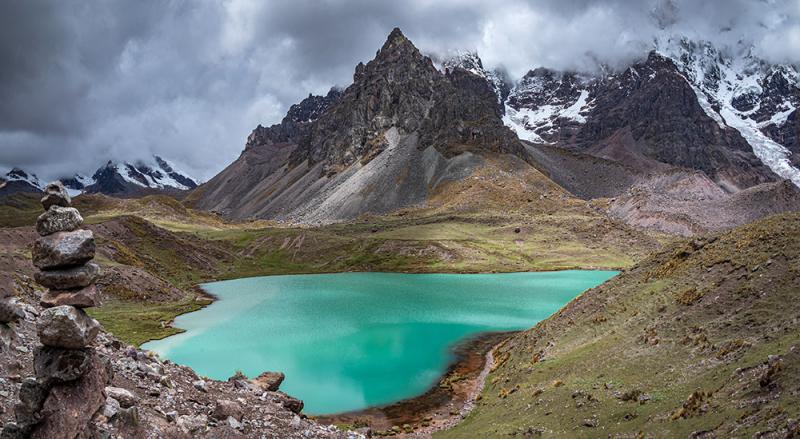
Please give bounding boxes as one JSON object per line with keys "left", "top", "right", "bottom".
{"left": 660, "top": 38, "right": 800, "bottom": 187}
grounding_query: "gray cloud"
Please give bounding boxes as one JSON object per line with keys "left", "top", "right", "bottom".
{"left": 1, "top": 0, "right": 798, "bottom": 182}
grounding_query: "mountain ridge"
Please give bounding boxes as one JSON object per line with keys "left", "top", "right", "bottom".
{"left": 190, "top": 29, "right": 800, "bottom": 235}
{"left": 0, "top": 156, "right": 198, "bottom": 199}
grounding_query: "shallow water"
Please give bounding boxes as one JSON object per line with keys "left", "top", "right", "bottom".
{"left": 143, "top": 271, "right": 616, "bottom": 414}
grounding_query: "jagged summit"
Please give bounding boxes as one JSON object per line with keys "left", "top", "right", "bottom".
{"left": 381, "top": 27, "right": 413, "bottom": 51}
{"left": 194, "top": 28, "right": 521, "bottom": 223}
{"left": 498, "top": 38, "right": 797, "bottom": 193}
{"left": 0, "top": 167, "right": 43, "bottom": 196}
{"left": 442, "top": 51, "right": 511, "bottom": 105}
{"left": 83, "top": 156, "right": 197, "bottom": 197}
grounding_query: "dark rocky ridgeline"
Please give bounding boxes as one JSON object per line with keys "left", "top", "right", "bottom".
{"left": 572, "top": 52, "right": 776, "bottom": 190}
{"left": 191, "top": 28, "right": 522, "bottom": 222}
{"left": 521, "top": 52, "right": 778, "bottom": 196}
{"left": 1, "top": 181, "right": 106, "bottom": 439}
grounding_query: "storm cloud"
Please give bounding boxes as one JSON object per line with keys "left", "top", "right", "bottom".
{"left": 1, "top": 0, "right": 798, "bottom": 181}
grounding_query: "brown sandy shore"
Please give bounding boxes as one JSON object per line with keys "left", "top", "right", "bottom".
{"left": 315, "top": 331, "right": 514, "bottom": 437}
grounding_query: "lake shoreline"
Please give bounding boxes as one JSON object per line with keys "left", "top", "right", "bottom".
{"left": 314, "top": 331, "right": 514, "bottom": 437}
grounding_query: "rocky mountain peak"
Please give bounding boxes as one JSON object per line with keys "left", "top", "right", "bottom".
{"left": 442, "top": 51, "right": 511, "bottom": 105}
{"left": 382, "top": 27, "right": 411, "bottom": 51}
{"left": 195, "top": 28, "right": 522, "bottom": 222}
{"left": 6, "top": 167, "right": 41, "bottom": 185}
{"left": 354, "top": 28, "right": 436, "bottom": 85}
{"left": 0, "top": 167, "right": 43, "bottom": 196}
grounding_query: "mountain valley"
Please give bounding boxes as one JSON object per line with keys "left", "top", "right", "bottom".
{"left": 1, "top": 25, "right": 799, "bottom": 439}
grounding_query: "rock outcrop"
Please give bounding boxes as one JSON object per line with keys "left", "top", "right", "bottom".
{"left": 1, "top": 181, "right": 107, "bottom": 438}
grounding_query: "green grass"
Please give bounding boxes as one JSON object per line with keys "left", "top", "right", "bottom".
{"left": 87, "top": 297, "right": 209, "bottom": 347}
{"left": 437, "top": 213, "right": 800, "bottom": 438}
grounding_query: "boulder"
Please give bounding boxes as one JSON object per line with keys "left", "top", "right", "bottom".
{"left": 36, "top": 206, "right": 83, "bottom": 236}
{"left": 273, "top": 392, "right": 304, "bottom": 414}
{"left": 252, "top": 371, "right": 285, "bottom": 391}
{"left": 40, "top": 182, "right": 71, "bottom": 210}
{"left": 29, "top": 353, "right": 108, "bottom": 439}
{"left": 40, "top": 284, "right": 101, "bottom": 309}
{"left": 34, "top": 262, "right": 100, "bottom": 290}
{"left": 37, "top": 306, "right": 100, "bottom": 349}
{"left": 104, "top": 386, "right": 137, "bottom": 408}
{"left": 34, "top": 346, "right": 93, "bottom": 384}
{"left": 32, "top": 230, "right": 95, "bottom": 270}
{"left": 0, "top": 298, "right": 25, "bottom": 323}
{"left": 13, "top": 377, "right": 50, "bottom": 426}
{"left": 211, "top": 399, "right": 243, "bottom": 421}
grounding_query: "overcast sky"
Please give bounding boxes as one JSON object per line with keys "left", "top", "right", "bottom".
{"left": 1, "top": 0, "right": 798, "bottom": 182}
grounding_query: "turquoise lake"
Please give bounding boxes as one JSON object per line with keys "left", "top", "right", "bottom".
{"left": 142, "top": 271, "right": 617, "bottom": 414}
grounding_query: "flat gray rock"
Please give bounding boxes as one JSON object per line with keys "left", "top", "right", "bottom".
{"left": 40, "top": 284, "right": 100, "bottom": 309}
{"left": 33, "top": 230, "right": 95, "bottom": 270}
{"left": 36, "top": 206, "right": 83, "bottom": 236}
{"left": 36, "top": 306, "right": 100, "bottom": 349}
{"left": 34, "top": 262, "right": 100, "bottom": 290}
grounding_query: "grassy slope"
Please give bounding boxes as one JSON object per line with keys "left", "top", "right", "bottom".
{"left": 438, "top": 213, "right": 800, "bottom": 438}
{"left": 0, "top": 158, "right": 663, "bottom": 346}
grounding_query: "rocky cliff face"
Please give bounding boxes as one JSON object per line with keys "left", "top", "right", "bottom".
{"left": 503, "top": 39, "right": 800, "bottom": 196}
{"left": 193, "top": 28, "right": 520, "bottom": 223}
{"left": 506, "top": 52, "right": 779, "bottom": 194}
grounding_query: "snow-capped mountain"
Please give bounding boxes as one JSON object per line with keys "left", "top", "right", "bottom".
{"left": 60, "top": 174, "right": 93, "bottom": 197}
{"left": 502, "top": 68, "right": 595, "bottom": 143}
{"left": 658, "top": 38, "right": 800, "bottom": 186}
{"left": 442, "top": 51, "right": 510, "bottom": 106}
{"left": 491, "top": 37, "right": 800, "bottom": 189}
{"left": 82, "top": 156, "right": 198, "bottom": 196}
{"left": 0, "top": 156, "right": 197, "bottom": 199}
{"left": 0, "top": 168, "right": 43, "bottom": 196}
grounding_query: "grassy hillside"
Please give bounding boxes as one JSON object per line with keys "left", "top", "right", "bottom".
{"left": 439, "top": 213, "right": 800, "bottom": 438}
{"left": 0, "top": 159, "right": 664, "bottom": 346}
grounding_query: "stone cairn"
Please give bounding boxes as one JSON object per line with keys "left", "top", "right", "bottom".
{"left": 1, "top": 182, "right": 109, "bottom": 439}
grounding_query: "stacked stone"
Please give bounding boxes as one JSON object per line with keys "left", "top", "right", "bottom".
{"left": 1, "top": 182, "right": 108, "bottom": 439}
